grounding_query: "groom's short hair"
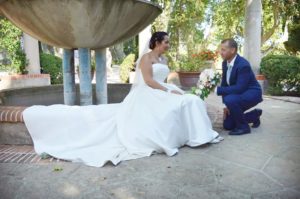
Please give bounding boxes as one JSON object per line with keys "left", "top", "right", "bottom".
{"left": 221, "top": 38, "right": 238, "bottom": 52}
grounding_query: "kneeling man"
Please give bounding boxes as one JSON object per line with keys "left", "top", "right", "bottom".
{"left": 216, "top": 38, "right": 263, "bottom": 135}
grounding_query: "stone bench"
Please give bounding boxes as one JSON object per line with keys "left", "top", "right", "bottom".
{"left": 0, "top": 106, "right": 33, "bottom": 145}
{"left": 0, "top": 106, "right": 27, "bottom": 123}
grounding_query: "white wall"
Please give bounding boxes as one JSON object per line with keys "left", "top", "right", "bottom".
{"left": 23, "top": 33, "right": 41, "bottom": 74}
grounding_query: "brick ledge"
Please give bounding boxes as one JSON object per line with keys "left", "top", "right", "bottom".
{"left": 0, "top": 74, "right": 50, "bottom": 80}
{"left": 0, "top": 106, "right": 27, "bottom": 123}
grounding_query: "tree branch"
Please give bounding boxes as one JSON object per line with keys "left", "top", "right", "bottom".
{"left": 262, "top": 3, "right": 280, "bottom": 44}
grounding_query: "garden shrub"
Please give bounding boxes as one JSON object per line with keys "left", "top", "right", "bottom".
{"left": 119, "top": 54, "right": 135, "bottom": 83}
{"left": 40, "top": 53, "right": 63, "bottom": 84}
{"left": 260, "top": 55, "right": 300, "bottom": 96}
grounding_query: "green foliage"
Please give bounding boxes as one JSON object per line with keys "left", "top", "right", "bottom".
{"left": 119, "top": 54, "right": 135, "bottom": 83}
{"left": 177, "top": 61, "right": 198, "bottom": 72}
{"left": 164, "top": 52, "right": 177, "bottom": 71}
{"left": 122, "top": 0, "right": 299, "bottom": 67}
{"left": 91, "top": 58, "right": 96, "bottom": 71}
{"left": 177, "top": 49, "right": 216, "bottom": 72}
{"left": 151, "top": 0, "right": 209, "bottom": 60}
{"left": 40, "top": 53, "right": 63, "bottom": 84}
{"left": 177, "top": 56, "right": 204, "bottom": 72}
{"left": 40, "top": 152, "right": 51, "bottom": 159}
{"left": 284, "top": 19, "right": 300, "bottom": 54}
{"left": 0, "top": 17, "right": 27, "bottom": 74}
{"left": 211, "top": 0, "right": 245, "bottom": 41}
{"left": 124, "top": 36, "right": 138, "bottom": 60}
{"left": 260, "top": 55, "right": 300, "bottom": 96}
{"left": 53, "top": 166, "right": 63, "bottom": 172}
{"left": 207, "top": 0, "right": 300, "bottom": 54}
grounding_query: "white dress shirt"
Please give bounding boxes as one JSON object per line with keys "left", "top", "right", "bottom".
{"left": 214, "top": 54, "right": 237, "bottom": 95}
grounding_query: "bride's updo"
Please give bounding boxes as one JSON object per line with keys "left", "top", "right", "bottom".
{"left": 149, "top": 31, "right": 168, "bottom": 50}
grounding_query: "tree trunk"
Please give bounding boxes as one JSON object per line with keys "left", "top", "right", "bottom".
{"left": 109, "top": 43, "right": 125, "bottom": 64}
{"left": 244, "top": 0, "right": 262, "bottom": 75}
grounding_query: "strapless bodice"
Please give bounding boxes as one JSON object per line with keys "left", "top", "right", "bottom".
{"left": 151, "top": 63, "right": 170, "bottom": 82}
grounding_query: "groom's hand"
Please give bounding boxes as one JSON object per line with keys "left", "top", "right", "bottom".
{"left": 223, "top": 107, "right": 230, "bottom": 120}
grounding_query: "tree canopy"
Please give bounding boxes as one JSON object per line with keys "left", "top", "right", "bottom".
{"left": 150, "top": 0, "right": 300, "bottom": 58}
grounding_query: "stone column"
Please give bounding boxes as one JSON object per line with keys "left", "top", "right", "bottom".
{"left": 23, "top": 33, "right": 40, "bottom": 74}
{"left": 95, "top": 49, "right": 107, "bottom": 104}
{"left": 244, "top": 0, "right": 262, "bottom": 75}
{"left": 78, "top": 48, "right": 92, "bottom": 105}
{"left": 62, "top": 49, "right": 76, "bottom": 105}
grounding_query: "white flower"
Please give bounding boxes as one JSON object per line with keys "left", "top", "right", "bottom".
{"left": 193, "top": 69, "right": 221, "bottom": 100}
{"left": 208, "top": 70, "right": 214, "bottom": 78}
{"left": 195, "top": 89, "right": 202, "bottom": 95}
{"left": 199, "top": 73, "right": 207, "bottom": 82}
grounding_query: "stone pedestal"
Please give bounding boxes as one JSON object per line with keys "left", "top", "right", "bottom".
{"left": 95, "top": 49, "right": 108, "bottom": 104}
{"left": 62, "top": 49, "right": 76, "bottom": 105}
{"left": 78, "top": 48, "right": 92, "bottom": 105}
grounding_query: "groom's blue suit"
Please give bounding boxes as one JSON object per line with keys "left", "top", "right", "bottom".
{"left": 217, "top": 54, "right": 263, "bottom": 131}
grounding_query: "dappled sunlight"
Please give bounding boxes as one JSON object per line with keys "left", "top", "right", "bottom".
{"left": 110, "top": 187, "right": 138, "bottom": 199}
{"left": 61, "top": 182, "right": 81, "bottom": 197}
{"left": 270, "top": 105, "right": 283, "bottom": 109}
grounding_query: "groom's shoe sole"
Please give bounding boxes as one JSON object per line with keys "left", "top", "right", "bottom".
{"left": 252, "top": 109, "right": 262, "bottom": 128}
{"left": 229, "top": 128, "right": 251, "bottom": 136}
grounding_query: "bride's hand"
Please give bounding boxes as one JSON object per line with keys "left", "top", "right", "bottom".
{"left": 171, "top": 90, "right": 183, "bottom": 95}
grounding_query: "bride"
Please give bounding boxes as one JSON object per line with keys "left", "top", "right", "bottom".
{"left": 23, "top": 31, "right": 223, "bottom": 167}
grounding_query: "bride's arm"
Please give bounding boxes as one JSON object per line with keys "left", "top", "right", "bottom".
{"left": 140, "top": 56, "right": 169, "bottom": 92}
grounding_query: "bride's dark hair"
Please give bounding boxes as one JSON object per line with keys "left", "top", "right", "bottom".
{"left": 149, "top": 31, "right": 168, "bottom": 50}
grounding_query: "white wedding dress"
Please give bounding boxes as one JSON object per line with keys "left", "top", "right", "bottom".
{"left": 23, "top": 63, "right": 219, "bottom": 167}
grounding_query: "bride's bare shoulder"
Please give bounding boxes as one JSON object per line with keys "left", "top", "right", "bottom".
{"left": 139, "top": 53, "right": 152, "bottom": 68}
{"left": 141, "top": 53, "right": 151, "bottom": 61}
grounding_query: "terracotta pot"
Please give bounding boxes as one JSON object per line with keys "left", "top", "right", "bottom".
{"left": 256, "top": 74, "right": 267, "bottom": 94}
{"left": 177, "top": 71, "right": 201, "bottom": 88}
{"left": 256, "top": 74, "right": 266, "bottom": 80}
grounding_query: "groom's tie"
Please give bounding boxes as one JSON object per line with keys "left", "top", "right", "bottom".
{"left": 226, "top": 64, "right": 233, "bottom": 85}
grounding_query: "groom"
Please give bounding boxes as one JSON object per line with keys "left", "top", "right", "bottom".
{"left": 216, "top": 38, "right": 263, "bottom": 135}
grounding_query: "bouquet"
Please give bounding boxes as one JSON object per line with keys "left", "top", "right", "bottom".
{"left": 190, "top": 69, "right": 221, "bottom": 100}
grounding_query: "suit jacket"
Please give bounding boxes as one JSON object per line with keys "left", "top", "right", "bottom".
{"left": 217, "top": 54, "right": 262, "bottom": 97}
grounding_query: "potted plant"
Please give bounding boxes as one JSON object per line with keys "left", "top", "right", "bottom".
{"left": 177, "top": 49, "right": 217, "bottom": 88}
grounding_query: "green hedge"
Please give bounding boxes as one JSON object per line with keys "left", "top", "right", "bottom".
{"left": 0, "top": 17, "right": 27, "bottom": 74}
{"left": 119, "top": 54, "right": 135, "bottom": 83}
{"left": 40, "top": 53, "right": 63, "bottom": 84}
{"left": 260, "top": 55, "right": 300, "bottom": 96}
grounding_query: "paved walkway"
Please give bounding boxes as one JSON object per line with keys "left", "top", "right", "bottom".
{"left": 0, "top": 95, "right": 299, "bottom": 199}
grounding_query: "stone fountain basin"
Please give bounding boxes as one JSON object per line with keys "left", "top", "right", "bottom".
{"left": 0, "top": 0, "right": 161, "bottom": 49}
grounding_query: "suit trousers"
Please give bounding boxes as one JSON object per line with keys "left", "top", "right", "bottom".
{"left": 223, "top": 89, "right": 262, "bottom": 130}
